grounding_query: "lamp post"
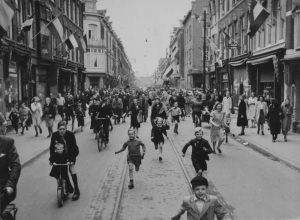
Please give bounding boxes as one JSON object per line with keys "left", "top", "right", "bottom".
{"left": 203, "top": 10, "right": 206, "bottom": 92}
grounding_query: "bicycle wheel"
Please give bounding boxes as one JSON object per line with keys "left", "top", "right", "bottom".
{"left": 57, "top": 186, "right": 64, "bottom": 207}
{"left": 97, "top": 132, "right": 103, "bottom": 152}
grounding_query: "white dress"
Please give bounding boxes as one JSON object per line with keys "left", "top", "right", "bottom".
{"left": 247, "top": 97, "right": 257, "bottom": 120}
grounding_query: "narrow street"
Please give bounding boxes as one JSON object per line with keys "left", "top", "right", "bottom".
{"left": 11, "top": 115, "right": 300, "bottom": 220}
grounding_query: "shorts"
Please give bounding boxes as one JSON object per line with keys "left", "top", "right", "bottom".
{"left": 172, "top": 115, "right": 180, "bottom": 123}
{"left": 192, "top": 158, "right": 207, "bottom": 172}
{"left": 127, "top": 155, "right": 142, "bottom": 168}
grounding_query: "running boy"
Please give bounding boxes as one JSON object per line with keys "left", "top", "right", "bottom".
{"left": 151, "top": 117, "right": 168, "bottom": 161}
{"left": 182, "top": 127, "right": 213, "bottom": 176}
{"left": 115, "top": 129, "right": 146, "bottom": 189}
{"left": 168, "top": 101, "right": 182, "bottom": 134}
{"left": 171, "top": 175, "right": 230, "bottom": 220}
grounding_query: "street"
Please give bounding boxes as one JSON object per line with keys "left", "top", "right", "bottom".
{"left": 9, "top": 115, "right": 300, "bottom": 220}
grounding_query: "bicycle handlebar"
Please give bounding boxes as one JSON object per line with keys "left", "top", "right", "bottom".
{"left": 96, "top": 117, "right": 109, "bottom": 120}
{"left": 51, "top": 162, "right": 72, "bottom": 166}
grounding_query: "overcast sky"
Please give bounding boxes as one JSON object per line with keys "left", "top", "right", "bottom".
{"left": 96, "top": 0, "right": 193, "bottom": 77}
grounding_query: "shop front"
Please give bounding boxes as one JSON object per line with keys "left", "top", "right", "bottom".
{"left": 283, "top": 50, "right": 300, "bottom": 133}
{"left": 229, "top": 55, "right": 250, "bottom": 106}
{"left": 247, "top": 49, "right": 285, "bottom": 102}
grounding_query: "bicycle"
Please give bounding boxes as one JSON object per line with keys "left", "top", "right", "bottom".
{"left": 51, "top": 162, "right": 71, "bottom": 208}
{"left": 0, "top": 191, "right": 17, "bottom": 220}
{"left": 96, "top": 118, "right": 108, "bottom": 152}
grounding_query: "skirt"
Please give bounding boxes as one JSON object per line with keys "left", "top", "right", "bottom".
{"left": 258, "top": 110, "right": 265, "bottom": 124}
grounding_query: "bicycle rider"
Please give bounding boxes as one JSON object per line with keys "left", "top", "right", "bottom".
{"left": 0, "top": 136, "right": 21, "bottom": 219}
{"left": 49, "top": 121, "right": 80, "bottom": 201}
{"left": 191, "top": 93, "right": 203, "bottom": 127}
{"left": 96, "top": 97, "right": 112, "bottom": 143}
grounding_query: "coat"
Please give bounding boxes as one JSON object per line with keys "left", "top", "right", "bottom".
{"left": 0, "top": 136, "right": 21, "bottom": 191}
{"left": 267, "top": 104, "right": 283, "bottom": 135}
{"left": 171, "top": 194, "right": 229, "bottom": 220}
{"left": 254, "top": 101, "right": 268, "bottom": 123}
{"left": 49, "top": 131, "right": 79, "bottom": 179}
{"left": 237, "top": 100, "right": 248, "bottom": 127}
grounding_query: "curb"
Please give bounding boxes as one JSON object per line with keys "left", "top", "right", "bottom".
{"left": 229, "top": 133, "right": 300, "bottom": 173}
{"left": 21, "top": 120, "right": 91, "bottom": 168}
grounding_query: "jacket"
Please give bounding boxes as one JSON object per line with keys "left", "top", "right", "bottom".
{"left": 182, "top": 138, "right": 212, "bottom": 160}
{"left": 171, "top": 194, "right": 229, "bottom": 220}
{"left": 0, "top": 136, "right": 21, "bottom": 191}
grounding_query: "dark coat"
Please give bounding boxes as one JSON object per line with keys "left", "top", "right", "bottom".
{"left": 0, "top": 136, "right": 21, "bottom": 191}
{"left": 43, "top": 103, "right": 56, "bottom": 119}
{"left": 237, "top": 100, "right": 248, "bottom": 127}
{"left": 151, "top": 125, "right": 167, "bottom": 144}
{"left": 267, "top": 104, "right": 283, "bottom": 135}
{"left": 182, "top": 138, "right": 212, "bottom": 161}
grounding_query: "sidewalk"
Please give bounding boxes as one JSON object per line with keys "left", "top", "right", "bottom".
{"left": 5, "top": 115, "right": 90, "bottom": 167}
{"left": 229, "top": 114, "right": 300, "bottom": 172}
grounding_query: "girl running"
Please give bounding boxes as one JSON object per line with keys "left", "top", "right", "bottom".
{"left": 151, "top": 117, "right": 168, "bottom": 161}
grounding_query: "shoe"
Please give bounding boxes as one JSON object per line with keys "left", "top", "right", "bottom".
{"left": 136, "top": 136, "right": 139, "bottom": 139}
{"left": 47, "top": 134, "right": 51, "bottom": 138}
{"left": 159, "top": 156, "right": 162, "bottom": 161}
{"left": 257, "top": 130, "right": 260, "bottom": 134}
{"left": 135, "top": 165, "right": 140, "bottom": 172}
{"left": 284, "top": 136, "right": 287, "bottom": 142}
{"left": 72, "top": 193, "right": 80, "bottom": 201}
{"left": 35, "top": 133, "right": 38, "bottom": 137}
{"left": 261, "top": 131, "right": 264, "bottom": 135}
{"left": 212, "top": 150, "right": 216, "bottom": 154}
{"left": 21, "top": 131, "right": 24, "bottom": 135}
{"left": 217, "top": 148, "right": 222, "bottom": 154}
{"left": 238, "top": 133, "right": 244, "bottom": 136}
{"left": 128, "top": 180, "right": 134, "bottom": 189}
{"left": 154, "top": 144, "right": 158, "bottom": 150}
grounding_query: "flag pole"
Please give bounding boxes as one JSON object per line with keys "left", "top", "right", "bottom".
{"left": 31, "top": 11, "right": 63, "bottom": 40}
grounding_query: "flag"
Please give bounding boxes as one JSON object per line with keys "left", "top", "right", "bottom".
{"left": 21, "top": 18, "right": 33, "bottom": 32}
{"left": 248, "top": 0, "right": 270, "bottom": 38}
{"left": 65, "top": 34, "right": 79, "bottom": 50}
{"left": 0, "top": 0, "right": 14, "bottom": 33}
{"left": 80, "top": 34, "right": 87, "bottom": 52}
{"left": 207, "top": 38, "right": 220, "bottom": 54}
{"left": 48, "top": 16, "right": 64, "bottom": 42}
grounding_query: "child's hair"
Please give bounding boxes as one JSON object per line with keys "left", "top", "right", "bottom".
{"left": 128, "top": 128, "right": 135, "bottom": 134}
{"left": 191, "top": 175, "right": 208, "bottom": 189}
{"left": 194, "top": 127, "right": 203, "bottom": 135}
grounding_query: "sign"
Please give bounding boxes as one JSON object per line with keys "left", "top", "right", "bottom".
{"left": 9, "top": 61, "right": 16, "bottom": 73}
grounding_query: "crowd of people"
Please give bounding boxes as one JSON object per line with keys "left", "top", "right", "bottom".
{"left": 0, "top": 85, "right": 295, "bottom": 219}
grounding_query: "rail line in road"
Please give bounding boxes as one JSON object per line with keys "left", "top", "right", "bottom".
{"left": 168, "top": 132, "right": 236, "bottom": 220}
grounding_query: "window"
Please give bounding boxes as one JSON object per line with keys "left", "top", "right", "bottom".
{"left": 88, "top": 24, "right": 97, "bottom": 40}
{"left": 189, "top": 25, "right": 192, "bottom": 41}
{"left": 294, "top": 10, "right": 300, "bottom": 48}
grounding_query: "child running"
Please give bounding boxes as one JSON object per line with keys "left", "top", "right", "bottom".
{"left": 182, "top": 127, "right": 213, "bottom": 176}
{"left": 151, "top": 117, "right": 168, "bottom": 161}
{"left": 168, "top": 101, "right": 182, "bottom": 134}
{"left": 171, "top": 175, "right": 230, "bottom": 220}
{"left": 75, "top": 104, "right": 85, "bottom": 132}
{"left": 115, "top": 129, "right": 146, "bottom": 189}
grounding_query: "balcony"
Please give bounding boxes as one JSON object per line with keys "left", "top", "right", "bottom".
{"left": 88, "top": 39, "right": 104, "bottom": 47}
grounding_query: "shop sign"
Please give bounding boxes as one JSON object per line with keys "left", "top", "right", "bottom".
{"left": 9, "top": 61, "right": 17, "bottom": 77}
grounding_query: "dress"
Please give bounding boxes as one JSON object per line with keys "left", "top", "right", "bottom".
{"left": 281, "top": 104, "right": 293, "bottom": 133}
{"left": 237, "top": 100, "right": 248, "bottom": 127}
{"left": 210, "top": 111, "right": 225, "bottom": 142}
{"left": 247, "top": 97, "right": 257, "bottom": 120}
{"left": 268, "top": 104, "right": 282, "bottom": 135}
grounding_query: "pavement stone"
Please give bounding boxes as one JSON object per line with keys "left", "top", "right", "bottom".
{"left": 229, "top": 114, "right": 300, "bottom": 172}
{"left": 5, "top": 115, "right": 90, "bottom": 167}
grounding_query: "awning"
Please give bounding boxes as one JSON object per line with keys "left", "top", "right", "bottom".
{"left": 229, "top": 58, "right": 247, "bottom": 67}
{"left": 246, "top": 55, "right": 276, "bottom": 65}
{"left": 163, "top": 65, "right": 174, "bottom": 78}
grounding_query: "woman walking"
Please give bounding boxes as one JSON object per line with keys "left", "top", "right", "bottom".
{"left": 129, "top": 98, "right": 142, "bottom": 138}
{"left": 210, "top": 103, "right": 227, "bottom": 154}
{"left": 43, "top": 97, "right": 56, "bottom": 137}
{"left": 247, "top": 92, "right": 257, "bottom": 128}
{"left": 31, "top": 97, "right": 43, "bottom": 137}
{"left": 19, "top": 102, "right": 31, "bottom": 135}
{"left": 267, "top": 99, "right": 283, "bottom": 142}
{"left": 281, "top": 98, "right": 293, "bottom": 142}
{"left": 254, "top": 96, "right": 268, "bottom": 135}
{"left": 237, "top": 95, "right": 248, "bottom": 136}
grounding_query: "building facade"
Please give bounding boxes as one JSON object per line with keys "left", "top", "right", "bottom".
{"left": 83, "top": 0, "right": 133, "bottom": 89}
{"left": 182, "top": 0, "right": 210, "bottom": 89}
{"left": 209, "top": 0, "right": 286, "bottom": 106}
{"left": 0, "top": 0, "right": 85, "bottom": 116}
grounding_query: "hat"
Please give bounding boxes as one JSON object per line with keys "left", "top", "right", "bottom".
{"left": 191, "top": 176, "right": 208, "bottom": 189}
{"left": 57, "top": 121, "right": 67, "bottom": 129}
